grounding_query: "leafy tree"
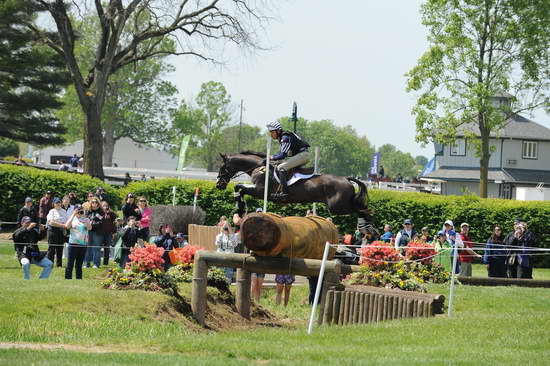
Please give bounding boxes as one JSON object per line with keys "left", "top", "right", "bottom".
{"left": 407, "top": 0, "right": 550, "bottom": 197}
{"left": 415, "top": 155, "right": 428, "bottom": 168}
{"left": 25, "top": 1, "right": 272, "bottom": 177}
{"left": 56, "top": 16, "right": 179, "bottom": 166}
{"left": 0, "top": 138, "right": 19, "bottom": 158}
{"left": 172, "top": 81, "right": 234, "bottom": 171}
{"left": 377, "top": 144, "right": 417, "bottom": 179}
{"left": 218, "top": 124, "right": 265, "bottom": 154}
{"left": 0, "top": 0, "right": 69, "bottom": 145}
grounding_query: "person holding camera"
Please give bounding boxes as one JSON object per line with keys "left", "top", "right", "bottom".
{"left": 85, "top": 198, "right": 104, "bottom": 268}
{"left": 154, "top": 224, "right": 178, "bottom": 270}
{"left": 504, "top": 220, "right": 536, "bottom": 279}
{"left": 64, "top": 206, "right": 92, "bottom": 279}
{"left": 215, "top": 224, "right": 239, "bottom": 283}
{"left": 46, "top": 197, "right": 68, "bottom": 267}
{"left": 120, "top": 216, "right": 142, "bottom": 268}
{"left": 13, "top": 216, "right": 53, "bottom": 280}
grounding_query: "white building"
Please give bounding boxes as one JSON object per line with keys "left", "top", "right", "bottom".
{"left": 35, "top": 137, "right": 178, "bottom": 171}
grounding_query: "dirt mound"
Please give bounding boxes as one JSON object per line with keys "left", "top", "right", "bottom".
{"left": 154, "top": 286, "right": 280, "bottom": 332}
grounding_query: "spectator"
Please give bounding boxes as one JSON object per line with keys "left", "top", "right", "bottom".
{"left": 215, "top": 224, "right": 239, "bottom": 283}
{"left": 140, "top": 174, "right": 147, "bottom": 181}
{"left": 85, "top": 198, "right": 104, "bottom": 268}
{"left": 137, "top": 196, "right": 152, "bottom": 241}
{"left": 38, "top": 191, "right": 53, "bottom": 225}
{"left": 123, "top": 172, "right": 132, "bottom": 186}
{"left": 380, "top": 224, "right": 393, "bottom": 243}
{"left": 483, "top": 226, "right": 507, "bottom": 278}
{"left": 394, "top": 219, "right": 416, "bottom": 251}
{"left": 443, "top": 220, "right": 461, "bottom": 274}
{"left": 378, "top": 165, "right": 385, "bottom": 178}
{"left": 68, "top": 192, "right": 79, "bottom": 206}
{"left": 175, "top": 233, "right": 188, "bottom": 247}
{"left": 95, "top": 186, "right": 107, "bottom": 202}
{"left": 419, "top": 227, "right": 431, "bottom": 243}
{"left": 120, "top": 216, "right": 141, "bottom": 268}
{"left": 17, "top": 197, "right": 38, "bottom": 225}
{"left": 100, "top": 201, "right": 118, "bottom": 266}
{"left": 458, "top": 223, "right": 482, "bottom": 277}
{"left": 69, "top": 154, "right": 79, "bottom": 169}
{"left": 154, "top": 224, "right": 178, "bottom": 271}
{"left": 82, "top": 192, "right": 96, "bottom": 212}
{"left": 13, "top": 216, "right": 53, "bottom": 280}
{"left": 504, "top": 221, "right": 536, "bottom": 279}
{"left": 46, "top": 197, "right": 68, "bottom": 267}
{"left": 121, "top": 193, "right": 141, "bottom": 223}
{"left": 275, "top": 274, "right": 295, "bottom": 307}
{"left": 216, "top": 216, "right": 228, "bottom": 227}
{"left": 58, "top": 160, "right": 70, "bottom": 171}
{"left": 64, "top": 206, "right": 92, "bottom": 280}
{"left": 433, "top": 231, "right": 452, "bottom": 272}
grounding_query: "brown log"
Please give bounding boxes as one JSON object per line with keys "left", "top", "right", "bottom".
{"left": 417, "top": 300, "right": 424, "bottom": 317}
{"left": 319, "top": 272, "right": 341, "bottom": 325}
{"left": 407, "top": 299, "right": 414, "bottom": 318}
{"left": 392, "top": 296, "right": 399, "bottom": 319}
{"left": 387, "top": 296, "right": 394, "bottom": 320}
{"left": 362, "top": 293, "right": 369, "bottom": 323}
{"left": 332, "top": 291, "right": 342, "bottom": 325}
{"left": 240, "top": 213, "right": 338, "bottom": 259}
{"left": 368, "top": 292, "right": 376, "bottom": 323}
{"left": 323, "top": 290, "right": 334, "bottom": 325}
{"left": 424, "top": 301, "right": 431, "bottom": 317}
{"left": 339, "top": 291, "right": 348, "bottom": 325}
{"left": 376, "top": 295, "right": 384, "bottom": 322}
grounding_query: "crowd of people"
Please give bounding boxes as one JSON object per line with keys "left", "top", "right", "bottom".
{"left": 349, "top": 217, "right": 537, "bottom": 279}
{"left": 11, "top": 189, "right": 190, "bottom": 280}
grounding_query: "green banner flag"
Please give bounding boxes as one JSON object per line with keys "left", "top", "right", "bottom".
{"left": 177, "top": 135, "right": 191, "bottom": 172}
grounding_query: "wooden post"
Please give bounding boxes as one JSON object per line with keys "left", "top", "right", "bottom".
{"left": 191, "top": 253, "right": 208, "bottom": 326}
{"left": 339, "top": 291, "right": 347, "bottom": 325}
{"left": 387, "top": 296, "right": 393, "bottom": 320}
{"left": 351, "top": 292, "right": 358, "bottom": 324}
{"left": 323, "top": 290, "right": 334, "bottom": 325}
{"left": 368, "top": 293, "right": 376, "bottom": 323}
{"left": 407, "top": 299, "right": 414, "bottom": 318}
{"left": 343, "top": 291, "right": 351, "bottom": 325}
{"left": 424, "top": 301, "right": 431, "bottom": 318}
{"left": 358, "top": 293, "right": 365, "bottom": 324}
{"left": 318, "top": 271, "right": 340, "bottom": 325}
{"left": 332, "top": 290, "right": 342, "bottom": 325}
{"left": 236, "top": 268, "right": 252, "bottom": 320}
{"left": 376, "top": 295, "right": 384, "bottom": 322}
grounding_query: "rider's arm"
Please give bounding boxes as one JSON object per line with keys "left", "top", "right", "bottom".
{"left": 271, "top": 135, "right": 291, "bottom": 161}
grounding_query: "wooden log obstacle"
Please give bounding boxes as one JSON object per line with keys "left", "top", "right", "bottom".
{"left": 320, "top": 285, "right": 445, "bottom": 326}
{"left": 191, "top": 251, "right": 342, "bottom": 326}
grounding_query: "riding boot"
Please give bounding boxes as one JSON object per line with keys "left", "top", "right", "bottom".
{"left": 275, "top": 170, "right": 289, "bottom": 199}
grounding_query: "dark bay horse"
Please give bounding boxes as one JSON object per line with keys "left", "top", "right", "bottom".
{"left": 216, "top": 151, "right": 374, "bottom": 228}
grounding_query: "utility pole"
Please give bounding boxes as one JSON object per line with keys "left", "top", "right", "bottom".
{"left": 292, "top": 102, "right": 298, "bottom": 132}
{"left": 238, "top": 99, "right": 243, "bottom": 152}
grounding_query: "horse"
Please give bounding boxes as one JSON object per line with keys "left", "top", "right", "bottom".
{"left": 216, "top": 151, "right": 376, "bottom": 232}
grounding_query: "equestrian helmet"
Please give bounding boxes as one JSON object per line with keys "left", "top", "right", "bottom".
{"left": 266, "top": 121, "right": 282, "bottom": 131}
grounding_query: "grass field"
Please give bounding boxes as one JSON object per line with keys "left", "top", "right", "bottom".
{"left": 0, "top": 243, "right": 549, "bottom": 365}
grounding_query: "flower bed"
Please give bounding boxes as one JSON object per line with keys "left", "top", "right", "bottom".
{"left": 347, "top": 241, "right": 450, "bottom": 292}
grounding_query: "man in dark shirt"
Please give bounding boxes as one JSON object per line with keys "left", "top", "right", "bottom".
{"left": 13, "top": 216, "right": 53, "bottom": 279}
{"left": 17, "top": 197, "right": 38, "bottom": 225}
{"left": 504, "top": 221, "right": 537, "bottom": 279}
{"left": 38, "top": 191, "right": 53, "bottom": 225}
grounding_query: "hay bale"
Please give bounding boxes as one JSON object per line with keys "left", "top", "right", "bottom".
{"left": 150, "top": 205, "right": 205, "bottom": 235}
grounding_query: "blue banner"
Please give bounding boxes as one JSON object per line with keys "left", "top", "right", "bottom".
{"left": 421, "top": 156, "right": 435, "bottom": 176}
{"left": 370, "top": 152, "right": 380, "bottom": 175}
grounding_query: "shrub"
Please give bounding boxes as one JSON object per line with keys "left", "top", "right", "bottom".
{"left": 167, "top": 264, "right": 229, "bottom": 293}
{"left": 170, "top": 245, "right": 202, "bottom": 265}
{"left": 0, "top": 164, "right": 121, "bottom": 221}
{"left": 101, "top": 267, "right": 177, "bottom": 293}
{"left": 0, "top": 138, "right": 19, "bottom": 158}
{"left": 128, "top": 244, "right": 165, "bottom": 272}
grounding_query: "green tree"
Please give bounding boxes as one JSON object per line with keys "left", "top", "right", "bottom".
{"left": 0, "top": 0, "right": 69, "bottom": 145}
{"left": 0, "top": 138, "right": 19, "bottom": 158}
{"left": 25, "top": 1, "right": 271, "bottom": 177}
{"left": 415, "top": 155, "right": 428, "bottom": 168}
{"left": 219, "top": 124, "right": 265, "bottom": 154}
{"left": 377, "top": 144, "right": 417, "bottom": 179}
{"left": 172, "top": 81, "right": 234, "bottom": 171}
{"left": 56, "top": 16, "right": 179, "bottom": 166}
{"left": 407, "top": 0, "right": 550, "bottom": 197}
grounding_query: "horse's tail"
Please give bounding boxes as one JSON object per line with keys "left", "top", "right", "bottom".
{"left": 347, "top": 177, "right": 377, "bottom": 234}
{"left": 346, "top": 177, "right": 369, "bottom": 211}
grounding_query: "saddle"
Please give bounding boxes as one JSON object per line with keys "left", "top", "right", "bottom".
{"left": 288, "top": 166, "right": 314, "bottom": 176}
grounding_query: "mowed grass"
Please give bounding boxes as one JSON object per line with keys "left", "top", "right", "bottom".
{"left": 0, "top": 244, "right": 549, "bottom": 365}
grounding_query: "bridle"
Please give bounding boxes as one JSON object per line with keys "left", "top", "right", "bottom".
{"left": 217, "top": 164, "right": 254, "bottom": 186}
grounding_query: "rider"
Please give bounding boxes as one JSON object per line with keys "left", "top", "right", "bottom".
{"left": 265, "top": 121, "right": 311, "bottom": 199}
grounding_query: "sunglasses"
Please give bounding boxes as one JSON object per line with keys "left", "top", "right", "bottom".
{"left": 139, "top": 199, "right": 146, "bottom": 202}
{"left": 91, "top": 201, "right": 99, "bottom": 205}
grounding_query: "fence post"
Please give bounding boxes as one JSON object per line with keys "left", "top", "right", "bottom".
{"left": 236, "top": 268, "right": 252, "bottom": 320}
{"left": 191, "top": 252, "right": 208, "bottom": 326}
{"left": 448, "top": 245, "right": 459, "bottom": 317}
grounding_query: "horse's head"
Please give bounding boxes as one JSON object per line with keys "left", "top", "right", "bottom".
{"left": 216, "top": 152, "right": 265, "bottom": 189}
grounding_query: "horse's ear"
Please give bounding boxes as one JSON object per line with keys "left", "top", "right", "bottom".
{"left": 219, "top": 153, "right": 227, "bottom": 162}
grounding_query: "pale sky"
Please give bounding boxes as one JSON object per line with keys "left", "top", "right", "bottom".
{"left": 166, "top": 0, "right": 549, "bottom": 158}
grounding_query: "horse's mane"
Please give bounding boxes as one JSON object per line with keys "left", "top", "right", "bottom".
{"left": 239, "top": 150, "right": 266, "bottom": 158}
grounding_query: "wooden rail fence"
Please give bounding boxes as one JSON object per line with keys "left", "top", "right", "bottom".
{"left": 321, "top": 285, "right": 445, "bottom": 326}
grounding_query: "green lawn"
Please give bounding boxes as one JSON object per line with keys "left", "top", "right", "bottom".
{"left": 0, "top": 244, "right": 549, "bottom": 365}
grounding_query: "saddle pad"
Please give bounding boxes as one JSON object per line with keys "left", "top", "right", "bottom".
{"left": 273, "top": 170, "right": 315, "bottom": 186}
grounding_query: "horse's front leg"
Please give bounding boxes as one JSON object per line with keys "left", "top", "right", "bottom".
{"left": 234, "top": 183, "right": 259, "bottom": 197}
